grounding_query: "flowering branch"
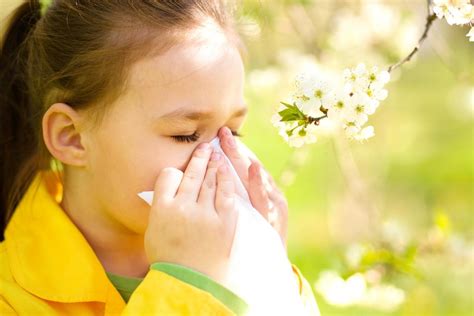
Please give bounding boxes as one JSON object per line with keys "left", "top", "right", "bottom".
{"left": 387, "top": 13, "right": 437, "bottom": 73}
{"left": 388, "top": 0, "right": 473, "bottom": 72}
{"left": 272, "top": 64, "right": 390, "bottom": 147}
{"left": 272, "top": 0, "right": 472, "bottom": 148}
{"left": 307, "top": 113, "right": 327, "bottom": 125}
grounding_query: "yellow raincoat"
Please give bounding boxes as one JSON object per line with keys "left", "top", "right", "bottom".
{"left": 0, "top": 171, "right": 319, "bottom": 315}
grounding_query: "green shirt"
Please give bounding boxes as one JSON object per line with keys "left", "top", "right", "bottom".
{"left": 106, "top": 263, "right": 248, "bottom": 315}
{"left": 105, "top": 271, "right": 142, "bottom": 303}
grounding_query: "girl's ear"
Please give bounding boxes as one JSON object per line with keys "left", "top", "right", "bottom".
{"left": 42, "top": 103, "right": 88, "bottom": 167}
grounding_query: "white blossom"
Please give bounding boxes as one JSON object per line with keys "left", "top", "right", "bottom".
{"left": 326, "top": 91, "right": 352, "bottom": 121}
{"left": 343, "top": 63, "right": 369, "bottom": 93}
{"left": 367, "top": 66, "right": 390, "bottom": 89}
{"left": 366, "top": 85, "right": 388, "bottom": 101}
{"left": 293, "top": 73, "right": 333, "bottom": 117}
{"left": 271, "top": 110, "right": 319, "bottom": 147}
{"left": 432, "top": 0, "right": 474, "bottom": 26}
{"left": 291, "top": 93, "right": 324, "bottom": 118}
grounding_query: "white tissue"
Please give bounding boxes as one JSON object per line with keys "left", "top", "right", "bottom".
{"left": 138, "top": 137, "right": 306, "bottom": 315}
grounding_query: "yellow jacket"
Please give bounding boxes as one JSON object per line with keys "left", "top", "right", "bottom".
{"left": 0, "top": 171, "right": 319, "bottom": 315}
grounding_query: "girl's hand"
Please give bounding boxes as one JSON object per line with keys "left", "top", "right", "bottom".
{"left": 144, "top": 143, "right": 237, "bottom": 283}
{"left": 218, "top": 127, "right": 288, "bottom": 249}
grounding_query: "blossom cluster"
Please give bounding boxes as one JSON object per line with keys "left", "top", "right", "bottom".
{"left": 271, "top": 63, "right": 390, "bottom": 147}
{"left": 432, "top": 0, "right": 474, "bottom": 41}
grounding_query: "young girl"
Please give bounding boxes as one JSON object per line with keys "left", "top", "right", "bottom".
{"left": 0, "top": 0, "right": 319, "bottom": 315}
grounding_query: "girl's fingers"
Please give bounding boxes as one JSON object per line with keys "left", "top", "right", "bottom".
{"left": 251, "top": 159, "right": 276, "bottom": 193}
{"left": 197, "top": 150, "right": 223, "bottom": 206}
{"left": 215, "top": 162, "right": 238, "bottom": 247}
{"left": 215, "top": 163, "right": 238, "bottom": 236}
{"left": 215, "top": 163, "right": 235, "bottom": 217}
{"left": 268, "top": 188, "right": 288, "bottom": 210}
{"left": 248, "top": 162, "right": 272, "bottom": 220}
{"left": 219, "top": 126, "right": 251, "bottom": 192}
{"left": 177, "top": 143, "right": 212, "bottom": 201}
{"left": 248, "top": 161, "right": 289, "bottom": 249}
{"left": 153, "top": 167, "right": 184, "bottom": 204}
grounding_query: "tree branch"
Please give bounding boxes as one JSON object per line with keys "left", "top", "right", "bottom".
{"left": 387, "top": 7, "right": 437, "bottom": 73}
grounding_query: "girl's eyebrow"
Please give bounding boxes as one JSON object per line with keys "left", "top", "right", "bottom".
{"left": 157, "top": 105, "right": 248, "bottom": 122}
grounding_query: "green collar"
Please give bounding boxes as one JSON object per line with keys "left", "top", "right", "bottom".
{"left": 106, "top": 271, "right": 143, "bottom": 303}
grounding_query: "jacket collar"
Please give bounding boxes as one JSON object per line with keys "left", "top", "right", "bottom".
{"left": 5, "top": 170, "right": 123, "bottom": 306}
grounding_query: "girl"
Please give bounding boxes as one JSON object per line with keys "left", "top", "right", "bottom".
{"left": 0, "top": 0, "right": 319, "bottom": 315}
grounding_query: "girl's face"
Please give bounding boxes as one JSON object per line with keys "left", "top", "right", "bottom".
{"left": 82, "top": 27, "right": 247, "bottom": 234}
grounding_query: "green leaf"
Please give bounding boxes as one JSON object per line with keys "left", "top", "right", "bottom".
{"left": 280, "top": 101, "right": 294, "bottom": 108}
{"left": 278, "top": 101, "right": 306, "bottom": 122}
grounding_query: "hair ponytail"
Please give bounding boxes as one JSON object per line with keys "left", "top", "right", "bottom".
{"left": 0, "top": 1, "right": 44, "bottom": 241}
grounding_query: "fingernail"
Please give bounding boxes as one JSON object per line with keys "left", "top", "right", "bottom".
{"left": 197, "top": 143, "right": 210, "bottom": 150}
{"left": 211, "top": 151, "right": 221, "bottom": 161}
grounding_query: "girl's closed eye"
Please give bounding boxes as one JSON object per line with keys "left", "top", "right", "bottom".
{"left": 171, "top": 130, "right": 243, "bottom": 143}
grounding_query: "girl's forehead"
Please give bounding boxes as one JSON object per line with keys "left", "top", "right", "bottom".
{"left": 122, "top": 33, "right": 245, "bottom": 118}
{"left": 128, "top": 23, "right": 242, "bottom": 89}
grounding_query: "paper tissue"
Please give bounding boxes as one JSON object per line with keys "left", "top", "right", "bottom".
{"left": 138, "top": 136, "right": 306, "bottom": 315}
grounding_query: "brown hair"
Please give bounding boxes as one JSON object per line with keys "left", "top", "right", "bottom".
{"left": 0, "top": 0, "right": 244, "bottom": 241}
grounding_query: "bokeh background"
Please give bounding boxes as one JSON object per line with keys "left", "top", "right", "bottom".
{"left": 1, "top": 0, "right": 473, "bottom": 315}
{"left": 234, "top": 1, "right": 473, "bottom": 315}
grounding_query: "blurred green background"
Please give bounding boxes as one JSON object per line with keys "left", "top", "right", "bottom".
{"left": 1, "top": 0, "right": 472, "bottom": 315}
{"left": 234, "top": 1, "right": 473, "bottom": 315}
